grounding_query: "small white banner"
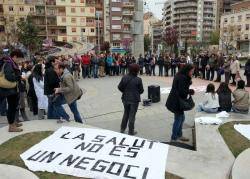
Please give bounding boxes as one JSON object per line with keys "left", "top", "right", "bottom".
{"left": 20, "top": 127, "right": 169, "bottom": 179}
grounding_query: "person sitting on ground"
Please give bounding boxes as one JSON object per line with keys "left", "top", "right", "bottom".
{"left": 232, "top": 80, "right": 250, "bottom": 114}
{"left": 198, "top": 83, "right": 220, "bottom": 113}
{"left": 216, "top": 82, "right": 232, "bottom": 112}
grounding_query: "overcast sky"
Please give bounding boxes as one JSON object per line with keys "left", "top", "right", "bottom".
{"left": 144, "top": 0, "right": 164, "bottom": 20}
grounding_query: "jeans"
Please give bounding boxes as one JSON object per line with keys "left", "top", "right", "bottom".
{"left": 197, "top": 104, "right": 218, "bottom": 113}
{"left": 54, "top": 95, "right": 83, "bottom": 123}
{"left": 82, "top": 65, "right": 90, "bottom": 78}
{"left": 171, "top": 113, "right": 185, "bottom": 140}
{"left": 47, "top": 95, "right": 58, "bottom": 119}
{"left": 93, "top": 65, "right": 99, "bottom": 78}
{"left": 206, "top": 68, "right": 215, "bottom": 80}
{"left": 159, "top": 65, "right": 163, "bottom": 76}
{"left": 0, "top": 97, "right": 7, "bottom": 115}
{"left": 121, "top": 102, "right": 139, "bottom": 133}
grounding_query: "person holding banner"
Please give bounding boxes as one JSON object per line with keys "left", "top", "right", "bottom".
{"left": 118, "top": 64, "right": 144, "bottom": 135}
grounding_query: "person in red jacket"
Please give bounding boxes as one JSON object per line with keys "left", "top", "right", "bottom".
{"left": 81, "top": 53, "right": 91, "bottom": 78}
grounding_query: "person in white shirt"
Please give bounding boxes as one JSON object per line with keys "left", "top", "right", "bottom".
{"left": 230, "top": 56, "right": 240, "bottom": 85}
{"left": 198, "top": 83, "right": 220, "bottom": 113}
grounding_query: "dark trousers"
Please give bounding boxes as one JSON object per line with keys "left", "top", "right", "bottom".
{"left": 247, "top": 75, "right": 250, "bottom": 87}
{"left": 215, "top": 70, "right": 221, "bottom": 82}
{"left": 171, "top": 67, "right": 176, "bottom": 76}
{"left": 225, "top": 72, "right": 230, "bottom": 84}
{"left": 139, "top": 67, "right": 143, "bottom": 75}
{"left": 159, "top": 65, "right": 163, "bottom": 76}
{"left": 150, "top": 65, "right": 155, "bottom": 76}
{"left": 201, "top": 66, "right": 206, "bottom": 79}
{"left": 121, "top": 103, "right": 139, "bottom": 133}
{"left": 231, "top": 74, "right": 236, "bottom": 85}
{"left": 206, "top": 68, "right": 215, "bottom": 81}
{"left": 171, "top": 113, "right": 185, "bottom": 140}
{"left": 82, "top": 65, "right": 90, "bottom": 78}
{"left": 164, "top": 65, "right": 169, "bottom": 76}
{"left": 6, "top": 94, "right": 19, "bottom": 125}
{"left": 0, "top": 97, "right": 7, "bottom": 115}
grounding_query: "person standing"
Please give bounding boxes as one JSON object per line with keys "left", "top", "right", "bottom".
{"left": 44, "top": 56, "right": 63, "bottom": 119}
{"left": 223, "top": 57, "right": 231, "bottom": 84}
{"left": 92, "top": 54, "right": 99, "bottom": 78}
{"left": 171, "top": 56, "right": 177, "bottom": 76}
{"left": 99, "top": 54, "right": 106, "bottom": 77}
{"left": 81, "top": 54, "right": 91, "bottom": 78}
{"left": 150, "top": 55, "right": 156, "bottom": 76}
{"left": 106, "top": 53, "right": 113, "bottom": 76}
{"left": 166, "top": 64, "right": 195, "bottom": 142}
{"left": 164, "top": 55, "right": 170, "bottom": 77}
{"left": 118, "top": 64, "right": 144, "bottom": 135}
{"left": 33, "top": 64, "right": 48, "bottom": 120}
{"left": 0, "top": 51, "right": 23, "bottom": 132}
{"left": 200, "top": 53, "right": 208, "bottom": 79}
{"left": 54, "top": 63, "right": 83, "bottom": 123}
{"left": 72, "top": 53, "right": 81, "bottom": 81}
{"left": 158, "top": 54, "right": 164, "bottom": 76}
{"left": 215, "top": 53, "right": 225, "bottom": 82}
{"left": 206, "top": 54, "right": 216, "bottom": 81}
{"left": 244, "top": 58, "right": 250, "bottom": 87}
{"left": 230, "top": 56, "right": 240, "bottom": 85}
{"left": 138, "top": 54, "right": 144, "bottom": 75}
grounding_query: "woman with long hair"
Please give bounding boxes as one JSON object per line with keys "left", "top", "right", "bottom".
{"left": 166, "top": 64, "right": 195, "bottom": 142}
{"left": 33, "top": 64, "right": 48, "bottom": 120}
{"left": 216, "top": 82, "right": 232, "bottom": 112}
{"left": 198, "top": 83, "right": 219, "bottom": 113}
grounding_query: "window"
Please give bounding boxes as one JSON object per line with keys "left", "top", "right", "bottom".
{"left": 61, "top": 17, "right": 66, "bottom": 22}
{"left": 30, "top": 7, "right": 34, "bottom": 12}
{"left": 113, "top": 34, "right": 120, "bottom": 40}
{"left": 62, "top": 37, "right": 67, "bottom": 42}
{"left": 90, "top": 7, "right": 94, "bottom": 13}
{"left": 80, "top": 18, "right": 85, "bottom": 23}
{"left": 91, "top": 28, "right": 95, "bottom": 32}
{"left": 112, "top": 25, "right": 121, "bottom": 29}
{"left": 9, "top": 6, "right": 14, "bottom": 11}
{"left": 80, "top": 0, "right": 84, "bottom": 3}
{"left": 238, "top": 15, "right": 242, "bottom": 22}
{"left": 72, "top": 27, "right": 76, "bottom": 32}
{"left": 19, "top": 7, "right": 24, "bottom": 11}
{"left": 238, "top": 25, "right": 241, "bottom": 31}
{"left": 71, "top": 0, "right": 75, "bottom": 2}
{"left": 224, "top": 18, "right": 228, "bottom": 23}
{"left": 246, "top": 14, "right": 250, "bottom": 19}
{"left": 72, "top": 37, "right": 77, "bottom": 42}
{"left": 112, "top": 7, "right": 121, "bottom": 12}
{"left": 81, "top": 28, "right": 85, "bottom": 32}
{"left": 246, "top": 24, "right": 249, "bottom": 30}
{"left": 113, "top": 42, "right": 120, "bottom": 47}
{"left": 71, "top": 18, "right": 76, "bottom": 23}
{"left": 112, "top": 16, "right": 122, "bottom": 21}
{"left": 244, "top": 34, "right": 248, "bottom": 40}
{"left": 71, "top": 8, "right": 75, "bottom": 13}
{"left": 81, "top": 8, "right": 85, "bottom": 12}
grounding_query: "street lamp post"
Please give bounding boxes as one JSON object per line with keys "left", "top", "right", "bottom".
{"left": 96, "top": 12, "right": 100, "bottom": 54}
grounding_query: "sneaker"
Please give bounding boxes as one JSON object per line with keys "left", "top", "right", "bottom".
{"left": 57, "top": 118, "right": 66, "bottom": 123}
{"left": 9, "top": 124, "right": 23, "bottom": 132}
{"left": 120, "top": 129, "right": 125, "bottom": 134}
{"left": 178, "top": 136, "right": 190, "bottom": 142}
{"left": 128, "top": 131, "right": 138, "bottom": 136}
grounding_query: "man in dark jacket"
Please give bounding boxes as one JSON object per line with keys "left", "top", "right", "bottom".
{"left": 44, "top": 56, "right": 61, "bottom": 119}
{"left": 158, "top": 55, "right": 164, "bottom": 76}
{"left": 138, "top": 54, "right": 144, "bottom": 75}
{"left": 118, "top": 64, "right": 144, "bottom": 135}
{"left": 200, "top": 54, "right": 208, "bottom": 79}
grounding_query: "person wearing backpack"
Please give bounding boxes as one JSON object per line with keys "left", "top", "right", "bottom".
{"left": 244, "top": 58, "right": 250, "bottom": 87}
{"left": 0, "top": 51, "right": 23, "bottom": 132}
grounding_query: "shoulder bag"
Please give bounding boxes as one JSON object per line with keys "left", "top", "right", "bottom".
{"left": 179, "top": 95, "right": 195, "bottom": 111}
{"left": 0, "top": 63, "right": 17, "bottom": 89}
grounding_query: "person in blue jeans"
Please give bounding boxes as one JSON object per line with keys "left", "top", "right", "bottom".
{"left": 166, "top": 64, "right": 195, "bottom": 142}
{"left": 54, "top": 63, "right": 83, "bottom": 123}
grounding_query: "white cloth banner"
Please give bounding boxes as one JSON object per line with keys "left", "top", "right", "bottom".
{"left": 20, "top": 127, "right": 169, "bottom": 179}
{"left": 234, "top": 124, "right": 250, "bottom": 140}
{"left": 161, "top": 86, "right": 206, "bottom": 94}
{"left": 195, "top": 117, "right": 223, "bottom": 125}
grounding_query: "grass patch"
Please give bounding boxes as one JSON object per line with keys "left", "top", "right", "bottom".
{"left": 0, "top": 132, "right": 182, "bottom": 179}
{"left": 219, "top": 121, "right": 250, "bottom": 157}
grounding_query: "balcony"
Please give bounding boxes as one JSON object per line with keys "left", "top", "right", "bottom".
{"left": 122, "top": 11, "right": 133, "bottom": 16}
{"left": 123, "top": 19, "right": 132, "bottom": 24}
{"left": 123, "top": 28, "right": 131, "bottom": 33}
{"left": 46, "top": 0, "right": 56, "bottom": 6}
{"left": 123, "top": 2, "right": 134, "bottom": 7}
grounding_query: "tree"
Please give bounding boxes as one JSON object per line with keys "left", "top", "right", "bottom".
{"left": 220, "top": 25, "right": 240, "bottom": 55}
{"left": 209, "top": 30, "right": 220, "bottom": 45}
{"left": 100, "top": 41, "right": 110, "bottom": 53}
{"left": 144, "top": 34, "right": 151, "bottom": 52}
{"left": 163, "top": 27, "right": 179, "bottom": 54}
{"left": 121, "top": 38, "right": 133, "bottom": 53}
{"left": 16, "top": 16, "right": 42, "bottom": 55}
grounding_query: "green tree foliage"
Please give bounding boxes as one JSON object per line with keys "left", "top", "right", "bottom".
{"left": 16, "top": 16, "right": 42, "bottom": 54}
{"left": 144, "top": 35, "right": 151, "bottom": 52}
{"left": 209, "top": 30, "right": 220, "bottom": 45}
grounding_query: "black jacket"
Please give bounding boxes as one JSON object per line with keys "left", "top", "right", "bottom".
{"left": 166, "top": 73, "right": 192, "bottom": 114}
{"left": 0, "top": 60, "right": 20, "bottom": 97}
{"left": 118, "top": 74, "right": 144, "bottom": 103}
{"left": 217, "top": 92, "right": 232, "bottom": 112}
{"left": 44, "top": 66, "right": 60, "bottom": 95}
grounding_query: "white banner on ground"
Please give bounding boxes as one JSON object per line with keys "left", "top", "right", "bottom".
{"left": 161, "top": 86, "right": 206, "bottom": 94}
{"left": 20, "top": 127, "right": 169, "bottom": 179}
{"left": 234, "top": 124, "right": 250, "bottom": 140}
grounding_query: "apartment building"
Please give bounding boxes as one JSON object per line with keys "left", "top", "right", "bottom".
{"left": 220, "top": 1, "right": 250, "bottom": 55}
{"left": 106, "top": 0, "right": 144, "bottom": 57}
{"left": 0, "top": 0, "right": 34, "bottom": 45}
{"left": 0, "top": 0, "right": 104, "bottom": 46}
{"left": 162, "top": 0, "right": 217, "bottom": 46}
{"left": 143, "top": 12, "right": 158, "bottom": 36}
